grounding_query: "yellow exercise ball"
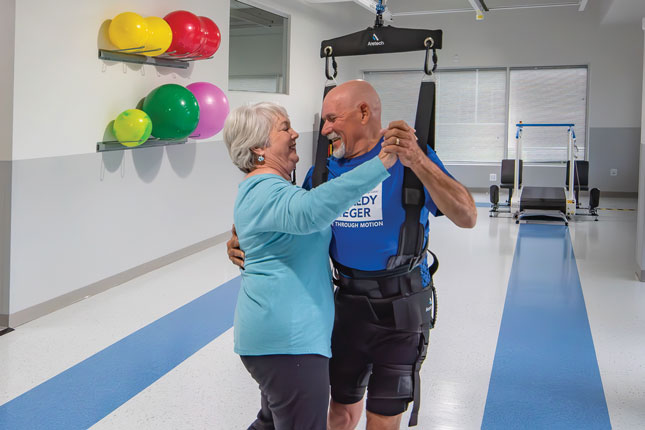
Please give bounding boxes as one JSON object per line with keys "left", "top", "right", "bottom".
{"left": 108, "top": 12, "right": 148, "bottom": 50}
{"left": 113, "top": 109, "right": 152, "bottom": 147}
{"left": 142, "top": 17, "right": 172, "bottom": 56}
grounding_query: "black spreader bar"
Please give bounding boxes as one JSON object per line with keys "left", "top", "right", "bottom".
{"left": 320, "top": 27, "right": 442, "bottom": 58}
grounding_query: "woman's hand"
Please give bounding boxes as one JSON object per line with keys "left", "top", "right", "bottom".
{"left": 378, "top": 140, "right": 399, "bottom": 169}
{"left": 378, "top": 146, "right": 398, "bottom": 169}
{"left": 380, "top": 121, "right": 424, "bottom": 169}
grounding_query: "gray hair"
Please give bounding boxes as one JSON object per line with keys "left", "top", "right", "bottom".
{"left": 223, "top": 102, "right": 288, "bottom": 173}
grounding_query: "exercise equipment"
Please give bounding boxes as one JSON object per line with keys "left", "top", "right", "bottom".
{"left": 500, "top": 159, "right": 523, "bottom": 204}
{"left": 186, "top": 82, "right": 229, "bottom": 139}
{"left": 142, "top": 84, "right": 200, "bottom": 139}
{"left": 108, "top": 12, "right": 148, "bottom": 50}
{"left": 195, "top": 16, "right": 221, "bottom": 59}
{"left": 489, "top": 159, "right": 523, "bottom": 215}
{"left": 566, "top": 160, "right": 599, "bottom": 219}
{"left": 142, "top": 17, "right": 172, "bottom": 56}
{"left": 164, "top": 10, "right": 202, "bottom": 57}
{"left": 490, "top": 123, "right": 599, "bottom": 224}
{"left": 113, "top": 109, "right": 152, "bottom": 147}
{"left": 312, "top": 2, "right": 441, "bottom": 426}
{"left": 566, "top": 160, "right": 588, "bottom": 207}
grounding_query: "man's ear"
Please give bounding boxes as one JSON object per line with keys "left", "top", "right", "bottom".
{"left": 359, "top": 102, "right": 370, "bottom": 124}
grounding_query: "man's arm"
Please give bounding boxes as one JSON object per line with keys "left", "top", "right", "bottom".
{"left": 226, "top": 225, "right": 245, "bottom": 268}
{"left": 382, "top": 121, "right": 477, "bottom": 228}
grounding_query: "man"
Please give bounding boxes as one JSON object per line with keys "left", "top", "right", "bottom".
{"left": 228, "top": 80, "right": 477, "bottom": 430}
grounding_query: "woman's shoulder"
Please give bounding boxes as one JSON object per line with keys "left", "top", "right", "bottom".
{"left": 237, "top": 174, "right": 294, "bottom": 207}
{"left": 239, "top": 173, "right": 290, "bottom": 191}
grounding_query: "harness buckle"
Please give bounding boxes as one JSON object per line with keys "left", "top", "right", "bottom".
{"left": 408, "top": 252, "right": 424, "bottom": 272}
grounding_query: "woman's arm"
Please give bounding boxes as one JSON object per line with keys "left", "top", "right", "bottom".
{"left": 241, "top": 156, "right": 390, "bottom": 235}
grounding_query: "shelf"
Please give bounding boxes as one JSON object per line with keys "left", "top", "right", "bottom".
{"left": 97, "top": 137, "right": 188, "bottom": 152}
{"left": 98, "top": 48, "right": 212, "bottom": 69}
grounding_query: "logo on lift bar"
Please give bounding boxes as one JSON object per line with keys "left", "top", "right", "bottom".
{"left": 368, "top": 33, "right": 384, "bottom": 47}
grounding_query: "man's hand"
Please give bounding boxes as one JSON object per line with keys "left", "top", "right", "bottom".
{"left": 381, "top": 121, "right": 477, "bottom": 228}
{"left": 226, "top": 225, "right": 245, "bottom": 269}
{"left": 380, "top": 120, "right": 425, "bottom": 168}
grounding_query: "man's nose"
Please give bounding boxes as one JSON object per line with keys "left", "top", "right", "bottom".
{"left": 321, "top": 121, "right": 331, "bottom": 136}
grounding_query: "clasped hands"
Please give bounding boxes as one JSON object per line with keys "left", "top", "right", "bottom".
{"left": 379, "top": 120, "right": 425, "bottom": 169}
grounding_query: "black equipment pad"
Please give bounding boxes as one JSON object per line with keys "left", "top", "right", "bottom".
{"left": 520, "top": 186, "right": 566, "bottom": 212}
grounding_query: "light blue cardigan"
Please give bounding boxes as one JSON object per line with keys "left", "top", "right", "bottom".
{"left": 233, "top": 156, "right": 390, "bottom": 357}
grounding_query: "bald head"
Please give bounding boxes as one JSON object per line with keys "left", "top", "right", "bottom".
{"left": 320, "top": 80, "right": 383, "bottom": 158}
{"left": 325, "top": 80, "right": 382, "bottom": 121}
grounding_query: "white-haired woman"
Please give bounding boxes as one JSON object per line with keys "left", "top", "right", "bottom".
{"left": 223, "top": 102, "right": 396, "bottom": 430}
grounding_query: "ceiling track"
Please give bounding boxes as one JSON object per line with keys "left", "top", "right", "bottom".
{"left": 392, "top": 1, "right": 582, "bottom": 18}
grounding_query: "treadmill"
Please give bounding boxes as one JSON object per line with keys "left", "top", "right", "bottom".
{"left": 510, "top": 123, "right": 578, "bottom": 225}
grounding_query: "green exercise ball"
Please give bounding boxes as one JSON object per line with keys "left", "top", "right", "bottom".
{"left": 142, "top": 84, "right": 200, "bottom": 139}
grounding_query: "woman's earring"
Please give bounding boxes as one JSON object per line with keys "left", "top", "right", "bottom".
{"left": 257, "top": 155, "right": 265, "bottom": 164}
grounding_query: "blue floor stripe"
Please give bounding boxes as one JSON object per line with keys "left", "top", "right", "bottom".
{"left": 0, "top": 276, "right": 241, "bottom": 430}
{"left": 482, "top": 225, "right": 610, "bottom": 429}
{"left": 475, "top": 201, "right": 490, "bottom": 208}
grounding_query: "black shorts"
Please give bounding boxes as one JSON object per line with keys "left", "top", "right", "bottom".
{"left": 241, "top": 354, "right": 330, "bottom": 430}
{"left": 329, "top": 292, "right": 427, "bottom": 417}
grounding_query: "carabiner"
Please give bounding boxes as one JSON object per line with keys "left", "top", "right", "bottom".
{"left": 324, "top": 46, "right": 338, "bottom": 80}
{"left": 423, "top": 38, "right": 437, "bottom": 75}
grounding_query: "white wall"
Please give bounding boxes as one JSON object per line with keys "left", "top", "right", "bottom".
{"left": 12, "top": 0, "right": 229, "bottom": 160}
{"left": 4, "top": 0, "right": 365, "bottom": 317}
{"left": 0, "top": 0, "right": 15, "bottom": 161}
{"left": 0, "top": 0, "right": 16, "bottom": 320}
{"left": 636, "top": 18, "right": 645, "bottom": 279}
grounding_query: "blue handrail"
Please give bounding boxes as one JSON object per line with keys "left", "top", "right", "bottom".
{"left": 516, "top": 123, "right": 575, "bottom": 127}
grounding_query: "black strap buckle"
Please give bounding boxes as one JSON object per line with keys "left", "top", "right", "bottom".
{"left": 407, "top": 252, "right": 424, "bottom": 272}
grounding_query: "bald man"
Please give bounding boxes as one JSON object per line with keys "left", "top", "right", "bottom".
{"left": 228, "top": 80, "right": 476, "bottom": 430}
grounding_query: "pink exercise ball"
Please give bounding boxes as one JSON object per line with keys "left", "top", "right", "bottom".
{"left": 186, "top": 82, "right": 229, "bottom": 139}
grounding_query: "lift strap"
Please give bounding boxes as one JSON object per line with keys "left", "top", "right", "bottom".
{"left": 312, "top": 84, "right": 337, "bottom": 187}
{"left": 386, "top": 79, "right": 438, "bottom": 272}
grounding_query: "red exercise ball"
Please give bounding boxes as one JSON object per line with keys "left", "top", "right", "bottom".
{"left": 195, "top": 16, "right": 221, "bottom": 59}
{"left": 164, "top": 10, "right": 202, "bottom": 56}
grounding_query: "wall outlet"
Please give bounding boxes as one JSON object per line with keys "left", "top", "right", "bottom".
{"left": 610, "top": 168, "right": 618, "bottom": 176}
{"left": 490, "top": 173, "right": 497, "bottom": 181}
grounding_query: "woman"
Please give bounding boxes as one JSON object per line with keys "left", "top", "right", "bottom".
{"left": 223, "top": 102, "right": 396, "bottom": 430}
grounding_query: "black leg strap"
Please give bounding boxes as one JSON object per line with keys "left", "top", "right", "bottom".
{"left": 409, "top": 326, "right": 430, "bottom": 427}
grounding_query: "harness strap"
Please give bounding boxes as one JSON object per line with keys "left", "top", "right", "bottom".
{"left": 312, "top": 83, "right": 336, "bottom": 188}
{"left": 333, "top": 250, "right": 438, "bottom": 282}
{"left": 386, "top": 79, "right": 438, "bottom": 271}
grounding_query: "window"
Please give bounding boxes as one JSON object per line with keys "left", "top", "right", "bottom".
{"left": 435, "top": 69, "right": 506, "bottom": 162}
{"left": 229, "top": 0, "right": 289, "bottom": 93}
{"left": 364, "top": 69, "right": 507, "bottom": 162}
{"left": 365, "top": 66, "right": 588, "bottom": 164}
{"left": 507, "top": 67, "right": 588, "bottom": 162}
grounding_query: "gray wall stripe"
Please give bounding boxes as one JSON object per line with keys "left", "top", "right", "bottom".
{"left": 2, "top": 232, "right": 230, "bottom": 328}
